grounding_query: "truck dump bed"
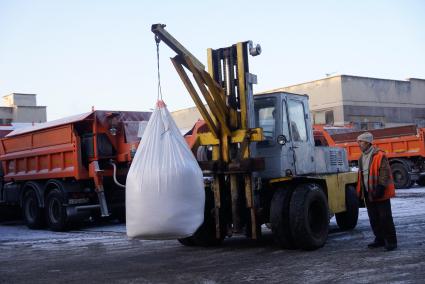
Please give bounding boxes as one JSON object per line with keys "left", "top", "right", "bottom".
{"left": 321, "top": 125, "right": 425, "bottom": 161}
{"left": 0, "top": 110, "right": 151, "bottom": 182}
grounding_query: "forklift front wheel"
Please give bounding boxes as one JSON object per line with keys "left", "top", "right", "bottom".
{"left": 178, "top": 208, "right": 225, "bottom": 247}
{"left": 289, "top": 183, "right": 329, "bottom": 250}
{"left": 270, "top": 188, "right": 296, "bottom": 249}
{"left": 177, "top": 236, "right": 196, "bottom": 246}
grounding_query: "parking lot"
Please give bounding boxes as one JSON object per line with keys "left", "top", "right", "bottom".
{"left": 1, "top": 186, "right": 424, "bottom": 283}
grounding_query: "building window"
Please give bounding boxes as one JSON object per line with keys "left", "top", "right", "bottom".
{"left": 349, "top": 115, "right": 385, "bottom": 130}
{"left": 414, "top": 118, "right": 425, "bottom": 128}
{"left": 313, "top": 110, "right": 334, "bottom": 125}
{"left": 354, "top": 121, "right": 383, "bottom": 130}
{"left": 314, "top": 112, "right": 326, "bottom": 125}
{"left": 325, "top": 110, "right": 334, "bottom": 125}
{"left": 0, "top": 119, "right": 12, "bottom": 125}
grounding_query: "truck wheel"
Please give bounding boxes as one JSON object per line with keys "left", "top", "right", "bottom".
{"left": 391, "top": 163, "right": 411, "bottom": 189}
{"left": 270, "top": 188, "right": 296, "bottom": 249}
{"left": 417, "top": 176, "right": 425, "bottom": 187}
{"left": 22, "top": 190, "right": 45, "bottom": 229}
{"left": 335, "top": 185, "right": 359, "bottom": 230}
{"left": 45, "top": 189, "right": 69, "bottom": 231}
{"left": 289, "top": 183, "right": 329, "bottom": 250}
{"left": 111, "top": 207, "right": 126, "bottom": 223}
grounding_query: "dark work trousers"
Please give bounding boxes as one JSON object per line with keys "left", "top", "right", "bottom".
{"left": 364, "top": 191, "right": 397, "bottom": 245}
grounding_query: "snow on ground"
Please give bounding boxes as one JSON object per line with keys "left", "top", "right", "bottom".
{"left": 0, "top": 186, "right": 423, "bottom": 249}
{"left": 0, "top": 186, "right": 424, "bottom": 283}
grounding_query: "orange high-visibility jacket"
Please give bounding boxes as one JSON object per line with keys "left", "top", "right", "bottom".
{"left": 356, "top": 149, "right": 396, "bottom": 202}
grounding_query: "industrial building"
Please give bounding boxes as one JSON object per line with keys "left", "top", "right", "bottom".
{"left": 172, "top": 75, "right": 425, "bottom": 130}
{"left": 265, "top": 75, "right": 425, "bottom": 129}
{"left": 171, "top": 106, "right": 209, "bottom": 134}
{"left": 0, "top": 93, "right": 47, "bottom": 124}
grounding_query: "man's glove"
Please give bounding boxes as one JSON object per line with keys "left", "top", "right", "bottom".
{"left": 372, "top": 184, "right": 385, "bottom": 199}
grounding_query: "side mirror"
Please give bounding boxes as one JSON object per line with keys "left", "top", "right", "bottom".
{"left": 277, "top": 134, "right": 287, "bottom": 146}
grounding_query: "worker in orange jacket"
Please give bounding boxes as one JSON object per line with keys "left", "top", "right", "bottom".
{"left": 356, "top": 132, "right": 397, "bottom": 251}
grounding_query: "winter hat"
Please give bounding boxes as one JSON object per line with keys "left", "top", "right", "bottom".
{"left": 357, "top": 132, "right": 373, "bottom": 144}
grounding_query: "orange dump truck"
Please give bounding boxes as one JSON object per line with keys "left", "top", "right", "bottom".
{"left": 0, "top": 110, "right": 151, "bottom": 230}
{"left": 314, "top": 125, "right": 425, "bottom": 188}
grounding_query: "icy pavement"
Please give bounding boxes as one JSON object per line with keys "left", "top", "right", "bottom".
{"left": 0, "top": 186, "right": 424, "bottom": 283}
{"left": 1, "top": 186, "right": 422, "bottom": 247}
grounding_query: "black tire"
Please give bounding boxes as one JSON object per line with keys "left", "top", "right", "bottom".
{"left": 417, "top": 176, "right": 425, "bottom": 187}
{"left": 45, "top": 189, "right": 69, "bottom": 231}
{"left": 111, "top": 207, "right": 126, "bottom": 223}
{"left": 289, "top": 183, "right": 329, "bottom": 250}
{"left": 270, "top": 188, "right": 296, "bottom": 249}
{"left": 391, "top": 163, "right": 411, "bottom": 189}
{"left": 178, "top": 236, "right": 196, "bottom": 246}
{"left": 335, "top": 185, "right": 359, "bottom": 230}
{"left": 178, "top": 213, "right": 224, "bottom": 247}
{"left": 190, "top": 207, "right": 225, "bottom": 247}
{"left": 22, "top": 190, "right": 44, "bottom": 229}
{"left": 0, "top": 205, "right": 21, "bottom": 222}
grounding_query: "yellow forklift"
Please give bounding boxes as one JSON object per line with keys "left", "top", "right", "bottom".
{"left": 152, "top": 24, "right": 358, "bottom": 250}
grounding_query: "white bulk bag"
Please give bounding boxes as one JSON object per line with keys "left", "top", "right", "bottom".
{"left": 126, "top": 101, "right": 205, "bottom": 239}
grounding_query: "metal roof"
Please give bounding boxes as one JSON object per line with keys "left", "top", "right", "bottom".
{"left": 6, "top": 112, "right": 94, "bottom": 137}
{"left": 6, "top": 110, "right": 152, "bottom": 138}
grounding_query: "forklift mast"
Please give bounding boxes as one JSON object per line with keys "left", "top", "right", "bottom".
{"left": 151, "top": 23, "right": 264, "bottom": 239}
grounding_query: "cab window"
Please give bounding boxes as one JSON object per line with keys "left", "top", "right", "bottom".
{"left": 255, "top": 98, "right": 276, "bottom": 145}
{"left": 288, "top": 100, "right": 308, "bottom": 142}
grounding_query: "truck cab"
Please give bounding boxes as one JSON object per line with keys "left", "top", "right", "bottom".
{"left": 254, "top": 92, "right": 315, "bottom": 178}
{"left": 254, "top": 91, "right": 349, "bottom": 180}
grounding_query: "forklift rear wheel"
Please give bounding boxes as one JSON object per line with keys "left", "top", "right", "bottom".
{"left": 22, "top": 190, "right": 45, "bottom": 229}
{"left": 270, "top": 188, "right": 296, "bottom": 249}
{"left": 335, "top": 185, "right": 359, "bottom": 230}
{"left": 45, "top": 189, "right": 69, "bottom": 231}
{"left": 391, "top": 163, "right": 411, "bottom": 189}
{"left": 289, "top": 183, "right": 329, "bottom": 250}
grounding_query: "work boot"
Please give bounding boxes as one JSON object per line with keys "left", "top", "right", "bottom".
{"left": 367, "top": 239, "right": 385, "bottom": 248}
{"left": 385, "top": 243, "right": 397, "bottom": 251}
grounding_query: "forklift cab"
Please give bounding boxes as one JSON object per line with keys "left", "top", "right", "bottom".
{"left": 254, "top": 92, "right": 316, "bottom": 178}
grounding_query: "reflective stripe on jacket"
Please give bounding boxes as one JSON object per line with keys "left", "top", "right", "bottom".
{"left": 356, "top": 149, "right": 395, "bottom": 202}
